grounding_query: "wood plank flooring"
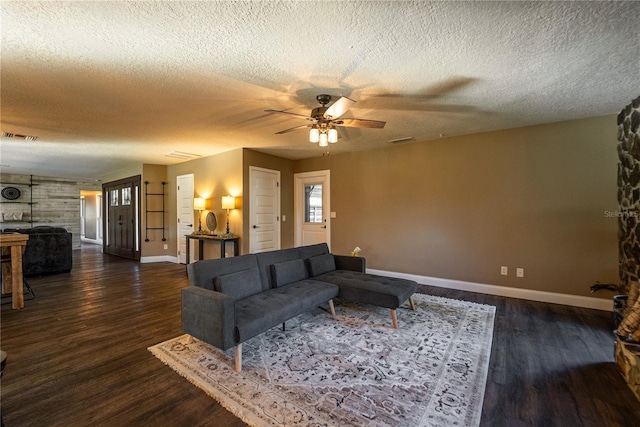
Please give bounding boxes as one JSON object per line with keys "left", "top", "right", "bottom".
{"left": 1, "top": 244, "right": 639, "bottom": 426}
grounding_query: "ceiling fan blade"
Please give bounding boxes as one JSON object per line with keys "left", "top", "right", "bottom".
{"left": 275, "top": 124, "right": 312, "bottom": 134}
{"left": 325, "top": 96, "right": 355, "bottom": 119}
{"left": 369, "top": 77, "right": 477, "bottom": 100}
{"left": 264, "top": 109, "right": 310, "bottom": 120}
{"left": 336, "top": 118, "right": 386, "bottom": 129}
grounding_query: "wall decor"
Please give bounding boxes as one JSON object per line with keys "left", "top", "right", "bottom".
{"left": 1, "top": 186, "right": 21, "bottom": 200}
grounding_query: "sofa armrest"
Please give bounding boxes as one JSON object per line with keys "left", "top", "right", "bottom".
{"left": 181, "top": 287, "right": 236, "bottom": 351}
{"left": 334, "top": 255, "right": 366, "bottom": 273}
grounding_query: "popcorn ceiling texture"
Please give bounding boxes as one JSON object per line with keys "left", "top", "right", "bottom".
{"left": 1, "top": 1, "right": 639, "bottom": 179}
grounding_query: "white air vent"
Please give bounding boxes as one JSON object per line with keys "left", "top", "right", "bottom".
{"left": 388, "top": 137, "right": 413, "bottom": 144}
{"left": 164, "top": 151, "right": 202, "bottom": 160}
{"left": 1, "top": 132, "right": 38, "bottom": 141}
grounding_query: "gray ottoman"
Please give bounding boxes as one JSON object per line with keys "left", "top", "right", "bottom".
{"left": 313, "top": 270, "right": 418, "bottom": 328}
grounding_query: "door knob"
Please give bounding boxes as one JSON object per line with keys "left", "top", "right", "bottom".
{"left": 321, "top": 225, "right": 327, "bottom": 229}
{"left": 253, "top": 225, "right": 260, "bottom": 229}
{"left": 187, "top": 224, "right": 193, "bottom": 227}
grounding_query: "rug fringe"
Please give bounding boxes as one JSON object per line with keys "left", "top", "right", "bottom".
{"left": 148, "top": 335, "right": 265, "bottom": 427}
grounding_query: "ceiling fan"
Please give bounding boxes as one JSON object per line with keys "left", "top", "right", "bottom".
{"left": 265, "top": 94, "right": 386, "bottom": 147}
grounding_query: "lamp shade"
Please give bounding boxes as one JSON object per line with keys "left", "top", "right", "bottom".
{"left": 319, "top": 132, "right": 328, "bottom": 147}
{"left": 328, "top": 128, "right": 338, "bottom": 143}
{"left": 193, "top": 197, "right": 206, "bottom": 211}
{"left": 221, "top": 196, "right": 235, "bottom": 210}
{"left": 309, "top": 128, "right": 320, "bottom": 143}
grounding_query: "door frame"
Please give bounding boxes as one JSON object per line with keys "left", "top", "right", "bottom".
{"left": 294, "top": 170, "right": 330, "bottom": 249}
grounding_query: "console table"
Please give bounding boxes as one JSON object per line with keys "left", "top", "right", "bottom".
{"left": 185, "top": 234, "right": 240, "bottom": 263}
{"left": 0, "top": 233, "right": 29, "bottom": 309}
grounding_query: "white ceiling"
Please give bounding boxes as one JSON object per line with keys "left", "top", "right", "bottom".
{"left": 1, "top": 1, "right": 638, "bottom": 180}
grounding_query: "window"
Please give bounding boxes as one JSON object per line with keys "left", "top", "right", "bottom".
{"left": 122, "top": 187, "right": 131, "bottom": 205}
{"left": 110, "top": 189, "right": 119, "bottom": 206}
{"left": 304, "top": 184, "right": 323, "bottom": 223}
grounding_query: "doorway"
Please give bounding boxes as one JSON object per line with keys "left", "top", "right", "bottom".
{"left": 294, "top": 170, "right": 330, "bottom": 249}
{"left": 80, "top": 190, "right": 103, "bottom": 245}
{"left": 103, "top": 176, "right": 141, "bottom": 260}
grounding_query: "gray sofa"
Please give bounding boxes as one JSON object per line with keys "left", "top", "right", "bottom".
{"left": 182, "top": 243, "right": 417, "bottom": 371}
{"left": 3, "top": 226, "right": 72, "bottom": 276}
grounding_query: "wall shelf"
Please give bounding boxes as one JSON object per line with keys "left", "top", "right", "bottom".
{"left": 144, "top": 181, "right": 166, "bottom": 242}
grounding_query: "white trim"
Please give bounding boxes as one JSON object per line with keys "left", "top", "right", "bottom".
{"left": 140, "top": 255, "right": 179, "bottom": 264}
{"left": 80, "top": 237, "right": 101, "bottom": 245}
{"left": 366, "top": 268, "right": 614, "bottom": 311}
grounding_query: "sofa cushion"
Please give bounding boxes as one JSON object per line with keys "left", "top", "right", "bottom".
{"left": 187, "top": 255, "right": 259, "bottom": 290}
{"left": 307, "top": 253, "right": 336, "bottom": 277}
{"left": 235, "top": 280, "right": 339, "bottom": 343}
{"left": 213, "top": 268, "right": 262, "bottom": 300}
{"left": 297, "top": 242, "right": 330, "bottom": 259}
{"left": 315, "top": 270, "right": 417, "bottom": 309}
{"left": 271, "top": 259, "right": 307, "bottom": 287}
{"left": 256, "top": 247, "right": 301, "bottom": 289}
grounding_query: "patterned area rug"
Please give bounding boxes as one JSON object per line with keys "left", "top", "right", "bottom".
{"left": 149, "top": 294, "right": 495, "bottom": 426}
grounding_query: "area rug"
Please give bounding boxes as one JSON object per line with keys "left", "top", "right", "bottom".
{"left": 149, "top": 294, "right": 495, "bottom": 427}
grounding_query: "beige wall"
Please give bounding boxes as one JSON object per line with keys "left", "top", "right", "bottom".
{"left": 295, "top": 115, "right": 619, "bottom": 299}
{"left": 167, "top": 149, "right": 243, "bottom": 259}
{"left": 242, "top": 149, "right": 295, "bottom": 253}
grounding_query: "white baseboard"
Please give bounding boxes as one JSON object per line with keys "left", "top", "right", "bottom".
{"left": 140, "top": 255, "right": 180, "bottom": 264}
{"left": 366, "top": 268, "right": 613, "bottom": 311}
{"left": 81, "top": 237, "right": 102, "bottom": 245}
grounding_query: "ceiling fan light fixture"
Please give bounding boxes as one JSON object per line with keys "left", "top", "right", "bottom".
{"left": 309, "top": 128, "right": 320, "bottom": 143}
{"left": 328, "top": 128, "right": 338, "bottom": 143}
{"left": 319, "top": 132, "right": 328, "bottom": 147}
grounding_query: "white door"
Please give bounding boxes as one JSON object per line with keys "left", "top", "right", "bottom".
{"left": 249, "top": 167, "right": 280, "bottom": 253}
{"left": 294, "top": 170, "right": 330, "bottom": 249}
{"left": 177, "top": 174, "right": 195, "bottom": 263}
{"left": 96, "top": 194, "right": 103, "bottom": 243}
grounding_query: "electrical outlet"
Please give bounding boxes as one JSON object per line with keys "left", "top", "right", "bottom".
{"left": 282, "top": 215, "right": 286, "bottom": 222}
{"left": 163, "top": 244, "right": 168, "bottom": 250}
{"left": 516, "top": 268, "right": 524, "bottom": 278}
{"left": 501, "top": 266, "right": 508, "bottom": 276}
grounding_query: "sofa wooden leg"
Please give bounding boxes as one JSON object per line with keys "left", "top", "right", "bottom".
{"left": 391, "top": 309, "right": 398, "bottom": 329}
{"left": 235, "top": 344, "right": 242, "bottom": 372}
{"left": 328, "top": 299, "right": 336, "bottom": 317}
{"left": 409, "top": 296, "right": 416, "bottom": 311}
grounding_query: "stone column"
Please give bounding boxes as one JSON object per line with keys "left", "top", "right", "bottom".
{"left": 615, "top": 95, "right": 640, "bottom": 401}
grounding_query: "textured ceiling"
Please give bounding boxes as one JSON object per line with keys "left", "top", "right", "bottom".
{"left": 1, "top": 1, "right": 639, "bottom": 180}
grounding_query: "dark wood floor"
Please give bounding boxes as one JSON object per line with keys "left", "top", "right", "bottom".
{"left": 1, "top": 245, "right": 639, "bottom": 427}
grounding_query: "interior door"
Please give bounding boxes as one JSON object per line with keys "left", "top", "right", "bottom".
{"left": 295, "top": 170, "right": 330, "bottom": 248}
{"left": 177, "top": 174, "right": 195, "bottom": 263}
{"left": 249, "top": 166, "right": 280, "bottom": 253}
{"left": 103, "top": 176, "right": 140, "bottom": 260}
